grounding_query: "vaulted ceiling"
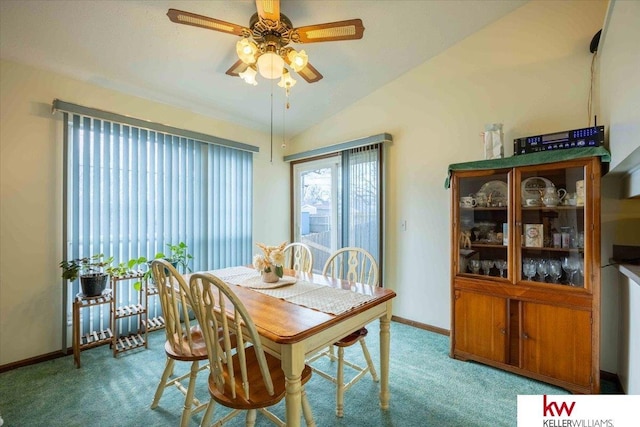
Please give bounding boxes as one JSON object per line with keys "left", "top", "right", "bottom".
{"left": 0, "top": 0, "right": 528, "bottom": 136}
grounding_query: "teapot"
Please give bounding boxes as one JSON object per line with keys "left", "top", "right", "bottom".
{"left": 542, "top": 187, "right": 567, "bottom": 207}
{"left": 474, "top": 192, "right": 488, "bottom": 207}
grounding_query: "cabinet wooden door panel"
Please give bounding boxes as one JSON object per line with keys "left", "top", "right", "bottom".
{"left": 454, "top": 290, "right": 507, "bottom": 363}
{"left": 522, "top": 302, "right": 592, "bottom": 387}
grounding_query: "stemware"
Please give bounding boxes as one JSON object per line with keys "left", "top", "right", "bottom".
{"left": 548, "top": 260, "right": 562, "bottom": 283}
{"left": 577, "top": 259, "right": 585, "bottom": 287}
{"left": 469, "top": 259, "right": 481, "bottom": 275}
{"left": 522, "top": 258, "right": 537, "bottom": 281}
{"left": 494, "top": 259, "right": 507, "bottom": 278}
{"left": 562, "top": 256, "right": 580, "bottom": 286}
{"left": 536, "top": 259, "right": 549, "bottom": 283}
{"left": 481, "top": 260, "right": 494, "bottom": 276}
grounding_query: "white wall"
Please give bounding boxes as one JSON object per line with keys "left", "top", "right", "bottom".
{"left": 0, "top": 59, "right": 290, "bottom": 366}
{"left": 288, "top": 0, "right": 610, "bottom": 356}
{"left": 598, "top": 0, "right": 640, "bottom": 393}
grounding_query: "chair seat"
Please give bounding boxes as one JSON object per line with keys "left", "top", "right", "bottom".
{"left": 334, "top": 327, "right": 368, "bottom": 347}
{"left": 210, "top": 345, "right": 313, "bottom": 410}
{"left": 165, "top": 325, "right": 208, "bottom": 361}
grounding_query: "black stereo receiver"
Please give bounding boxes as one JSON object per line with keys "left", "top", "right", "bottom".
{"left": 513, "top": 125, "right": 604, "bottom": 155}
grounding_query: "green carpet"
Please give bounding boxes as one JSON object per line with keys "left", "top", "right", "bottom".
{"left": 0, "top": 321, "right": 570, "bottom": 426}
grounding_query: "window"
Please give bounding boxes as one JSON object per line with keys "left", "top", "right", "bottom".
{"left": 58, "top": 102, "right": 256, "bottom": 339}
{"left": 291, "top": 140, "right": 384, "bottom": 279}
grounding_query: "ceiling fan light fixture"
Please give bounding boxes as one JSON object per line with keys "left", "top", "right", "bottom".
{"left": 236, "top": 38, "right": 258, "bottom": 64}
{"left": 278, "top": 68, "right": 297, "bottom": 88}
{"left": 257, "top": 51, "right": 285, "bottom": 79}
{"left": 287, "top": 49, "right": 308, "bottom": 72}
{"left": 239, "top": 66, "right": 258, "bottom": 85}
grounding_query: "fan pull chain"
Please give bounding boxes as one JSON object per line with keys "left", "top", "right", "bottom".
{"left": 270, "top": 78, "right": 274, "bottom": 164}
{"left": 282, "top": 94, "right": 287, "bottom": 149}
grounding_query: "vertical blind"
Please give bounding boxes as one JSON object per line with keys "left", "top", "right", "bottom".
{"left": 62, "top": 112, "right": 253, "bottom": 339}
{"left": 342, "top": 144, "right": 382, "bottom": 264}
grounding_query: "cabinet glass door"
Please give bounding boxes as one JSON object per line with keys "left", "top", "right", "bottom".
{"left": 517, "top": 164, "right": 587, "bottom": 288}
{"left": 456, "top": 171, "right": 510, "bottom": 279}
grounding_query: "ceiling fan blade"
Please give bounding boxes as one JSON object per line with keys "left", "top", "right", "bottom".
{"left": 167, "top": 9, "right": 248, "bottom": 36}
{"left": 294, "top": 19, "right": 365, "bottom": 43}
{"left": 256, "top": 0, "right": 280, "bottom": 22}
{"left": 225, "top": 59, "right": 250, "bottom": 77}
{"left": 294, "top": 62, "right": 323, "bottom": 83}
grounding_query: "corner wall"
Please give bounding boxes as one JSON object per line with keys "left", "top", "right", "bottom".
{"left": 598, "top": 0, "right": 640, "bottom": 394}
{"left": 0, "top": 59, "right": 290, "bottom": 365}
{"left": 288, "top": 1, "right": 612, "bottom": 366}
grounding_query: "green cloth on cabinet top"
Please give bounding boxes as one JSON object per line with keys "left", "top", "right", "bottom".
{"left": 444, "top": 146, "right": 611, "bottom": 188}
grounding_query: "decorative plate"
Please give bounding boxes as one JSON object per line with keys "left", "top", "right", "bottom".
{"left": 477, "top": 180, "right": 508, "bottom": 206}
{"left": 521, "top": 177, "right": 555, "bottom": 206}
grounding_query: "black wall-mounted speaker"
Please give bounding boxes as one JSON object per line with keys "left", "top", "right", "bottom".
{"left": 590, "top": 29, "right": 602, "bottom": 53}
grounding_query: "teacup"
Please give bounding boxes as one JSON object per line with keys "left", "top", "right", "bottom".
{"left": 460, "top": 196, "right": 477, "bottom": 208}
{"left": 524, "top": 198, "right": 540, "bottom": 207}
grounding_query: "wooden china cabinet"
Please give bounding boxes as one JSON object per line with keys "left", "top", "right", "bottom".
{"left": 448, "top": 148, "right": 609, "bottom": 394}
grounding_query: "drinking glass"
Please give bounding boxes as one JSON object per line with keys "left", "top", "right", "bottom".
{"left": 494, "top": 259, "right": 507, "bottom": 278}
{"left": 562, "top": 256, "right": 579, "bottom": 286}
{"left": 469, "top": 259, "right": 481, "bottom": 275}
{"left": 578, "top": 259, "right": 585, "bottom": 287}
{"left": 549, "top": 260, "right": 562, "bottom": 283}
{"left": 481, "top": 260, "right": 494, "bottom": 276}
{"left": 536, "top": 259, "right": 549, "bottom": 283}
{"left": 522, "top": 258, "right": 536, "bottom": 281}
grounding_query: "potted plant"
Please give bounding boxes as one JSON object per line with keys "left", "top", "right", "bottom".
{"left": 156, "top": 242, "right": 193, "bottom": 273}
{"left": 60, "top": 253, "right": 114, "bottom": 297}
{"left": 129, "top": 242, "right": 193, "bottom": 291}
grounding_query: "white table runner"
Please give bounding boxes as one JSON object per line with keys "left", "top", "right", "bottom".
{"left": 208, "top": 266, "right": 375, "bottom": 316}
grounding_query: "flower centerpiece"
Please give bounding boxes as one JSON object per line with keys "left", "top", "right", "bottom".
{"left": 253, "top": 242, "right": 286, "bottom": 283}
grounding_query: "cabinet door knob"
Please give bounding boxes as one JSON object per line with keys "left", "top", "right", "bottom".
{"left": 522, "top": 333, "right": 529, "bottom": 339}
{"left": 499, "top": 328, "right": 506, "bottom": 335}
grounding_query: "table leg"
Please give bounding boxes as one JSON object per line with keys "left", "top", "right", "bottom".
{"left": 282, "top": 342, "right": 305, "bottom": 427}
{"left": 379, "top": 302, "right": 392, "bottom": 409}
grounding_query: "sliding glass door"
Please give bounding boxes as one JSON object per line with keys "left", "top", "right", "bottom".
{"left": 291, "top": 143, "right": 383, "bottom": 277}
{"left": 293, "top": 156, "right": 340, "bottom": 272}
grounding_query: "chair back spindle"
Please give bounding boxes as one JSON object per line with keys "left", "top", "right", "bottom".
{"left": 322, "top": 247, "right": 379, "bottom": 287}
{"left": 284, "top": 242, "right": 314, "bottom": 273}
{"left": 151, "top": 260, "right": 200, "bottom": 358}
{"left": 188, "top": 273, "right": 275, "bottom": 403}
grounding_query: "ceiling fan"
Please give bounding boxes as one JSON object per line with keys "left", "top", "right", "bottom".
{"left": 167, "top": 0, "right": 365, "bottom": 87}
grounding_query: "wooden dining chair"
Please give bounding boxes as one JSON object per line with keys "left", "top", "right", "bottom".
{"left": 149, "top": 259, "right": 212, "bottom": 427}
{"left": 308, "top": 247, "right": 380, "bottom": 417}
{"left": 283, "top": 242, "right": 314, "bottom": 273}
{"left": 188, "top": 272, "right": 316, "bottom": 427}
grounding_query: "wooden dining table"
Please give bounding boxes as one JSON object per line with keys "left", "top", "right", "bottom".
{"left": 195, "top": 267, "right": 397, "bottom": 426}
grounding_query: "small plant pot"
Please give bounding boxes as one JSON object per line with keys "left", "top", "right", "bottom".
{"left": 80, "top": 274, "right": 108, "bottom": 297}
{"left": 261, "top": 270, "right": 279, "bottom": 283}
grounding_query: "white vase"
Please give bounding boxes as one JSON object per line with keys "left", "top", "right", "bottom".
{"left": 261, "top": 270, "right": 279, "bottom": 283}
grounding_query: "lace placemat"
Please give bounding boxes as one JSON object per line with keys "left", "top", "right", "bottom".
{"left": 282, "top": 285, "right": 375, "bottom": 315}
{"left": 239, "top": 275, "right": 298, "bottom": 290}
{"left": 255, "top": 280, "right": 324, "bottom": 299}
{"left": 256, "top": 280, "right": 375, "bottom": 315}
{"left": 206, "top": 266, "right": 259, "bottom": 285}
{"left": 208, "top": 267, "right": 375, "bottom": 315}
